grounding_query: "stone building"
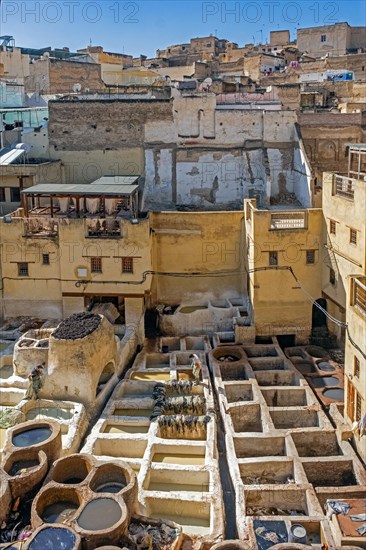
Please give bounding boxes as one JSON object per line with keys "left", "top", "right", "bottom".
{"left": 297, "top": 22, "right": 366, "bottom": 58}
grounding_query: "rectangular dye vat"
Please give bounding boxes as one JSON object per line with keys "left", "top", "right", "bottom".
{"left": 146, "top": 498, "right": 211, "bottom": 535}
{"left": 25, "top": 405, "right": 74, "bottom": 422}
{"left": 184, "top": 337, "right": 207, "bottom": 351}
{"left": 261, "top": 388, "right": 308, "bottom": 407}
{"left": 291, "top": 431, "right": 343, "bottom": 457}
{"left": 249, "top": 358, "right": 288, "bottom": 371}
{"left": 220, "top": 364, "right": 249, "bottom": 382}
{"left": 0, "top": 363, "right": 13, "bottom": 380}
{"left": 224, "top": 383, "right": 254, "bottom": 403}
{"left": 157, "top": 423, "right": 207, "bottom": 441}
{"left": 302, "top": 459, "right": 359, "bottom": 487}
{"left": 145, "top": 468, "right": 210, "bottom": 493}
{"left": 130, "top": 371, "right": 171, "bottom": 382}
{"left": 145, "top": 354, "right": 170, "bottom": 369}
{"left": 240, "top": 458, "right": 295, "bottom": 485}
{"left": 160, "top": 337, "right": 181, "bottom": 351}
{"left": 114, "top": 381, "right": 156, "bottom": 398}
{"left": 177, "top": 369, "right": 196, "bottom": 382}
{"left": 102, "top": 423, "right": 150, "bottom": 435}
{"left": 230, "top": 403, "right": 263, "bottom": 433}
{"left": 245, "top": 488, "right": 309, "bottom": 516}
{"left": 244, "top": 346, "right": 279, "bottom": 357}
{"left": 175, "top": 352, "right": 197, "bottom": 366}
{"left": 93, "top": 437, "right": 147, "bottom": 459}
{"left": 234, "top": 436, "right": 286, "bottom": 458}
{"left": 0, "top": 390, "right": 24, "bottom": 408}
{"left": 270, "top": 409, "right": 320, "bottom": 429}
{"left": 255, "top": 371, "right": 298, "bottom": 386}
{"left": 112, "top": 406, "right": 153, "bottom": 418}
{"left": 151, "top": 443, "right": 206, "bottom": 465}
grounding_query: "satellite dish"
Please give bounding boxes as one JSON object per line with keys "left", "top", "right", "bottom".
{"left": 73, "top": 83, "right": 82, "bottom": 92}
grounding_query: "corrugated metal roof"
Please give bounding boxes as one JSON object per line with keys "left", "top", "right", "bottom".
{"left": 21, "top": 183, "right": 138, "bottom": 196}
{"left": 0, "top": 147, "right": 25, "bottom": 165}
{"left": 90, "top": 175, "right": 139, "bottom": 185}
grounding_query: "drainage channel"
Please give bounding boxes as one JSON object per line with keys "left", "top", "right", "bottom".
{"left": 209, "top": 368, "right": 238, "bottom": 539}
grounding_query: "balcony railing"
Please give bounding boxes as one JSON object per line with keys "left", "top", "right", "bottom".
{"left": 270, "top": 212, "right": 307, "bottom": 230}
{"left": 353, "top": 277, "right": 366, "bottom": 317}
{"left": 334, "top": 175, "right": 355, "bottom": 200}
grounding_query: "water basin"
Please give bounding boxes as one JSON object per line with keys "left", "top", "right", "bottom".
{"left": 148, "top": 481, "right": 209, "bottom": 492}
{"left": 12, "top": 427, "right": 52, "bottom": 447}
{"left": 152, "top": 453, "right": 205, "bottom": 465}
{"left": 103, "top": 424, "right": 149, "bottom": 434}
{"left": 311, "top": 377, "right": 340, "bottom": 388}
{"left": 28, "top": 527, "right": 77, "bottom": 550}
{"left": 77, "top": 498, "right": 122, "bottom": 531}
{"left": 216, "top": 354, "right": 240, "bottom": 362}
{"left": 8, "top": 459, "right": 39, "bottom": 476}
{"left": 317, "top": 362, "right": 336, "bottom": 372}
{"left": 113, "top": 408, "right": 152, "bottom": 417}
{"left": 323, "top": 388, "right": 344, "bottom": 401}
{"left": 42, "top": 501, "right": 79, "bottom": 523}
{"left": 94, "top": 482, "right": 125, "bottom": 493}
{"left": 26, "top": 407, "right": 73, "bottom": 422}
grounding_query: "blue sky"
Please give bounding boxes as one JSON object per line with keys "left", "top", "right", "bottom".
{"left": 1, "top": 1, "right": 365, "bottom": 57}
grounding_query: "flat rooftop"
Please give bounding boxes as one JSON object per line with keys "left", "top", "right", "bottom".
{"left": 21, "top": 182, "right": 138, "bottom": 196}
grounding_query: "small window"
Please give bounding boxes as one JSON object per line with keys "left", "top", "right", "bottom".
{"left": 42, "top": 253, "right": 50, "bottom": 265}
{"left": 122, "top": 257, "right": 134, "bottom": 273}
{"left": 0, "top": 188, "right": 5, "bottom": 201}
{"left": 18, "top": 262, "right": 29, "bottom": 276}
{"left": 330, "top": 220, "right": 336, "bottom": 235}
{"left": 206, "top": 42, "right": 211, "bottom": 47}
{"left": 354, "top": 356, "right": 360, "bottom": 378}
{"left": 356, "top": 392, "right": 362, "bottom": 422}
{"left": 90, "top": 257, "right": 102, "bottom": 273}
{"left": 321, "top": 35, "right": 326, "bottom": 42}
{"left": 350, "top": 228, "right": 357, "bottom": 245}
{"left": 10, "top": 187, "right": 20, "bottom": 202}
{"left": 306, "top": 250, "right": 315, "bottom": 264}
{"left": 329, "top": 268, "right": 336, "bottom": 285}
{"left": 269, "top": 251, "right": 278, "bottom": 266}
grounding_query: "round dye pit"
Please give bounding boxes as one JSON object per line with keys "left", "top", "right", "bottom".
{"left": 323, "top": 388, "right": 344, "bottom": 401}
{"left": 28, "top": 527, "right": 77, "bottom": 550}
{"left": 77, "top": 498, "right": 122, "bottom": 531}
{"left": 312, "top": 376, "right": 340, "bottom": 388}
{"left": 12, "top": 427, "right": 52, "bottom": 447}
{"left": 8, "top": 459, "right": 38, "bottom": 476}
{"left": 317, "top": 361, "right": 336, "bottom": 372}
{"left": 94, "top": 482, "right": 125, "bottom": 493}
{"left": 42, "top": 501, "right": 79, "bottom": 523}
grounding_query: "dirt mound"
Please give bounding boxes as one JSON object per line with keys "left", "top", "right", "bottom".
{"left": 53, "top": 313, "right": 101, "bottom": 340}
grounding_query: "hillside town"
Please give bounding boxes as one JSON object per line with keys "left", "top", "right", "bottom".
{"left": 0, "top": 21, "right": 365, "bottom": 550}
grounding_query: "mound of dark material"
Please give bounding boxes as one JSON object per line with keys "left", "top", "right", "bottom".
{"left": 52, "top": 312, "right": 101, "bottom": 340}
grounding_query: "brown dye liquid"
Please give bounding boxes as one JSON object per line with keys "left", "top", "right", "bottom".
{"left": 131, "top": 372, "right": 170, "bottom": 381}
{"left": 179, "top": 306, "right": 208, "bottom": 313}
{"left": 94, "top": 482, "right": 125, "bottom": 493}
{"left": 42, "top": 501, "right": 79, "bottom": 523}
{"left": 113, "top": 409, "right": 152, "bottom": 417}
{"left": 77, "top": 498, "right": 122, "bottom": 531}
{"left": 152, "top": 453, "right": 205, "bottom": 465}
{"left": 148, "top": 481, "right": 209, "bottom": 492}
{"left": 104, "top": 424, "right": 149, "bottom": 434}
{"left": 177, "top": 371, "right": 195, "bottom": 381}
{"left": 8, "top": 459, "right": 38, "bottom": 476}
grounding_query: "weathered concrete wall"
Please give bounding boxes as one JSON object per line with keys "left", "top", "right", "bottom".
{"left": 25, "top": 59, "right": 104, "bottom": 94}
{"left": 151, "top": 211, "right": 244, "bottom": 304}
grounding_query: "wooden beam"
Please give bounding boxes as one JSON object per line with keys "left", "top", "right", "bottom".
{"left": 50, "top": 195, "right": 54, "bottom": 218}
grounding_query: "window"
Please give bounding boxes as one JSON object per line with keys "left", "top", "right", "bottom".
{"left": 10, "top": 187, "right": 20, "bottom": 202}
{"left": 18, "top": 262, "right": 29, "bottom": 276}
{"left": 122, "top": 257, "right": 134, "bottom": 273}
{"left": 356, "top": 392, "right": 362, "bottom": 422}
{"left": 42, "top": 253, "right": 50, "bottom": 265}
{"left": 350, "top": 228, "right": 357, "bottom": 245}
{"left": 206, "top": 42, "right": 211, "bottom": 47}
{"left": 269, "top": 251, "right": 278, "bottom": 266}
{"left": 354, "top": 356, "right": 360, "bottom": 378}
{"left": 321, "top": 35, "right": 327, "bottom": 42}
{"left": 90, "top": 257, "right": 102, "bottom": 273}
{"left": 329, "top": 268, "right": 336, "bottom": 285}
{"left": 0, "top": 188, "right": 5, "bottom": 201}
{"left": 306, "top": 250, "right": 315, "bottom": 264}
{"left": 329, "top": 220, "right": 336, "bottom": 235}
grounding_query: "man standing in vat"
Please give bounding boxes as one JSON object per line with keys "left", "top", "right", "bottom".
{"left": 189, "top": 354, "right": 202, "bottom": 385}
{"left": 25, "top": 363, "right": 45, "bottom": 400}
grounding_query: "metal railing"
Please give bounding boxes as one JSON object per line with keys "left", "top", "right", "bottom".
{"left": 270, "top": 212, "right": 306, "bottom": 230}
